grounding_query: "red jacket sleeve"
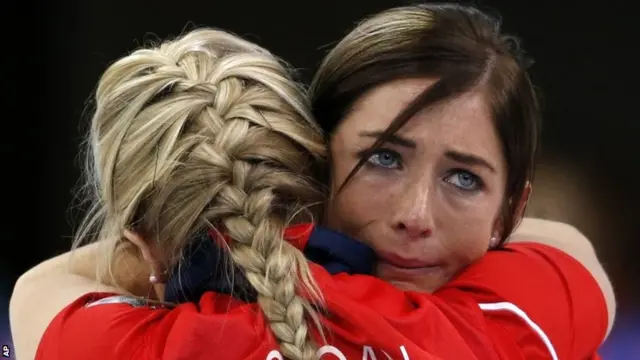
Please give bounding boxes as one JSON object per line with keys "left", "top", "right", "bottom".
{"left": 436, "top": 242, "right": 608, "bottom": 360}
{"left": 35, "top": 292, "right": 279, "bottom": 360}
{"left": 36, "top": 243, "right": 607, "bottom": 360}
{"left": 36, "top": 288, "right": 486, "bottom": 360}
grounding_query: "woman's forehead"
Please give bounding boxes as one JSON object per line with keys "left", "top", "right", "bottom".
{"left": 337, "top": 78, "right": 494, "bottom": 141}
{"left": 344, "top": 78, "right": 437, "bottom": 130}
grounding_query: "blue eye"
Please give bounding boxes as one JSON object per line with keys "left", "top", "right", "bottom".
{"left": 445, "top": 170, "right": 482, "bottom": 191}
{"left": 367, "top": 149, "right": 401, "bottom": 169}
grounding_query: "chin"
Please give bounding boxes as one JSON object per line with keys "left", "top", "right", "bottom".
{"left": 388, "top": 279, "right": 437, "bottom": 293}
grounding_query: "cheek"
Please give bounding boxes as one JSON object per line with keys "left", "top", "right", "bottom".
{"left": 328, "top": 184, "right": 377, "bottom": 231}
{"left": 326, "top": 145, "right": 393, "bottom": 237}
{"left": 435, "top": 194, "right": 500, "bottom": 260}
{"left": 327, "top": 177, "right": 394, "bottom": 242}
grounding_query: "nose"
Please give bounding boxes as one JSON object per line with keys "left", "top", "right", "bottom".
{"left": 392, "top": 181, "right": 433, "bottom": 239}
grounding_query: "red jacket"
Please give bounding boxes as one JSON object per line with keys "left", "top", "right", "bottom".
{"left": 37, "top": 226, "right": 607, "bottom": 359}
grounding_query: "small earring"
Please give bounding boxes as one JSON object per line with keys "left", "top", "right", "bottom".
{"left": 149, "top": 270, "right": 168, "bottom": 284}
{"left": 489, "top": 236, "right": 499, "bottom": 248}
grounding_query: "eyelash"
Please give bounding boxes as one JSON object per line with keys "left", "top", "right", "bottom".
{"left": 359, "top": 149, "right": 484, "bottom": 192}
{"left": 444, "top": 169, "right": 484, "bottom": 192}
{"left": 359, "top": 148, "right": 403, "bottom": 169}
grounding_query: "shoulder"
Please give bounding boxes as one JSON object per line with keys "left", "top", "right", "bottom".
{"left": 511, "top": 219, "right": 616, "bottom": 334}
{"left": 439, "top": 242, "right": 607, "bottom": 360}
{"left": 36, "top": 293, "right": 167, "bottom": 359}
{"left": 36, "top": 292, "right": 275, "bottom": 360}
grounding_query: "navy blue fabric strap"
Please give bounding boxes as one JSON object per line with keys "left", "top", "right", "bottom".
{"left": 304, "top": 226, "right": 376, "bottom": 275}
{"left": 164, "top": 226, "right": 376, "bottom": 303}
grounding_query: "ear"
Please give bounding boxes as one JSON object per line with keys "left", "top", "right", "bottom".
{"left": 123, "top": 229, "right": 167, "bottom": 300}
{"left": 491, "top": 181, "right": 532, "bottom": 242}
{"left": 513, "top": 181, "right": 533, "bottom": 230}
{"left": 123, "top": 229, "right": 149, "bottom": 258}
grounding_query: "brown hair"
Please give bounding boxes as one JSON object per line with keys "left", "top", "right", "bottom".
{"left": 310, "top": 3, "right": 541, "bottom": 242}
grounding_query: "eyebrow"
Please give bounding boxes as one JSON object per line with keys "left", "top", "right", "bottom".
{"left": 445, "top": 150, "right": 496, "bottom": 173}
{"left": 358, "top": 130, "right": 496, "bottom": 172}
{"left": 358, "top": 130, "right": 416, "bottom": 148}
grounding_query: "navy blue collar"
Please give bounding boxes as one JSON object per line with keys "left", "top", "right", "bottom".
{"left": 164, "top": 226, "right": 377, "bottom": 303}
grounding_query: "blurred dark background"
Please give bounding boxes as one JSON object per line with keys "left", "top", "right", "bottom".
{"left": 2, "top": 0, "right": 637, "bottom": 358}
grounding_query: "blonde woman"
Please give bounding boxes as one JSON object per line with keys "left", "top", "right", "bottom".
{"left": 11, "top": 4, "right": 612, "bottom": 360}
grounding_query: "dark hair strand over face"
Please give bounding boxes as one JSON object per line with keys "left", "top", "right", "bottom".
{"left": 310, "top": 3, "right": 541, "bottom": 242}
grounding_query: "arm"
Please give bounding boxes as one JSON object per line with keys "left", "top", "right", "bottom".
{"left": 12, "top": 217, "right": 613, "bottom": 359}
{"left": 509, "top": 217, "right": 616, "bottom": 336}
{"left": 32, "top": 292, "right": 275, "bottom": 360}
{"left": 9, "top": 242, "right": 149, "bottom": 360}
{"left": 438, "top": 237, "right": 610, "bottom": 359}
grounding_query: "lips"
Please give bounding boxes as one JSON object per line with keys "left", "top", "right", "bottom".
{"left": 375, "top": 250, "right": 449, "bottom": 292}
{"left": 376, "top": 251, "right": 440, "bottom": 269}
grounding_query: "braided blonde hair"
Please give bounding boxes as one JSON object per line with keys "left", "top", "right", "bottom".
{"left": 75, "top": 29, "right": 326, "bottom": 359}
